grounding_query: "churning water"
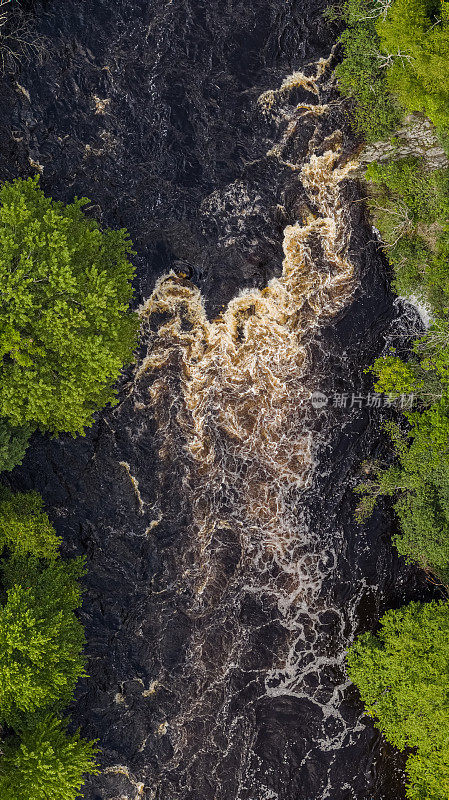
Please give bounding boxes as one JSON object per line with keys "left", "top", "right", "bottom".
{"left": 0, "top": 1, "right": 435, "bottom": 798}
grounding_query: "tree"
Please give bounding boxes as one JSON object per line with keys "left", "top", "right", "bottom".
{"left": 355, "top": 417, "right": 449, "bottom": 577}
{"left": 355, "top": 317, "right": 449, "bottom": 579}
{"left": 331, "top": 0, "right": 449, "bottom": 140}
{"left": 332, "top": 0, "right": 401, "bottom": 140}
{"left": 0, "top": 492, "right": 97, "bottom": 795}
{"left": 0, "top": 176, "right": 138, "bottom": 436}
{"left": 364, "top": 159, "right": 449, "bottom": 311}
{"left": 0, "top": 417, "right": 31, "bottom": 472}
{"left": 0, "top": 486, "right": 61, "bottom": 560}
{"left": 0, "top": 555, "right": 86, "bottom": 728}
{"left": 0, "top": 714, "right": 99, "bottom": 800}
{"left": 347, "top": 600, "right": 449, "bottom": 800}
{"left": 377, "top": 0, "right": 449, "bottom": 131}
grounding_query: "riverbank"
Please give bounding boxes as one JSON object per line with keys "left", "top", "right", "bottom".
{"left": 332, "top": 3, "right": 449, "bottom": 799}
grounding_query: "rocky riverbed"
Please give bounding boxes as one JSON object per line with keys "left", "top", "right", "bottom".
{"left": 0, "top": 1, "right": 436, "bottom": 798}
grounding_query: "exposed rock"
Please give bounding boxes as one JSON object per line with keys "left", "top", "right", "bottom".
{"left": 357, "top": 113, "right": 449, "bottom": 173}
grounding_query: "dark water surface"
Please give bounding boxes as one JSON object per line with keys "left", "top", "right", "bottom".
{"left": 0, "top": 1, "right": 436, "bottom": 799}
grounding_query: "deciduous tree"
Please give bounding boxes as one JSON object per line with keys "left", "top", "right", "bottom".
{"left": 0, "top": 176, "right": 138, "bottom": 436}
{"left": 0, "top": 714, "right": 99, "bottom": 800}
{"left": 347, "top": 600, "right": 449, "bottom": 800}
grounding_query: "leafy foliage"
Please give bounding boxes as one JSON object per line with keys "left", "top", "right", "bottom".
{"left": 0, "top": 417, "right": 31, "bottom": 472}
{"left": 356, "top": 157, "right": 449, "bottom": 578}
{"left": 0, "top": 486, "right": 61, "bottom": 560}
{"left": 365, "top": 159, "right": 449, "bottom": 310}
{"left": 331, "top": 0, "right": 449, "bottom": 140}
{"left": 372, "top": 320, "right": 449, "bottom": 398}
{"left": 340, "top": 3, "right": 449, "bottom": 799}
{"left": 366, "top": 158, "right": 449, "bottom": 225}
{"left": 377, "top": 0, "right": 449, "bottom": 132}
{"left": 0, "top": 554, "right": 86, "bottom": 728}
{"left": 355, "top": 132, "right": 449, "bottom": 579}
{"left": 0, "top": 490, "right": 97, "bottom": 795}
{"left": 356, "top": 322, "right": 449, "bottom": 578}
{"left": 355, "top": 415, "right": 449, "bottom": 577}
{"left": 333, "top": 0, "right": 401, "bottom": 140}
{"left": 347, "top": 600, "right": 449, "bottom": 800}
{"left": 0, "top": 176, "right": 138, "bottom": 435}
{"left": 0, "top": 714, "right": 99, "bottom": 800}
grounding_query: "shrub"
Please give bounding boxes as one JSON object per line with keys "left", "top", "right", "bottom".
{"left": 347, "top": 600, "right": 449, "bottom": 800}
{"left": 0, "top": 555, "right": 86, "bottom": 728}
{"left": 0, "top": 714, "right": 99, "bottom": 800}
{"left": 0, "top": 176, "right": 138, "bottom": 435}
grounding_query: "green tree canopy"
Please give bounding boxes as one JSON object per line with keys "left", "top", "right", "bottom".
{"left": 332, "top": 0, "right": 401, "bottom": 140}
{"left": 0, "top": 417, "right": 32, "bottom": 473}
{"left": 356, "top": 324, "right": 449, "bottom": 578}
{"left": 0, "top": 486, "right": 61, "bottom": 560}
{"left": 0, "top": 714, "right": 99, "bottom": 800}
{"left": 0, "top": 555, "right": 86, "bottom": 728}
{"left": 363, "top": 159, "right": 449, "bottom": 311}
{"left": 347, "top": 600, "right": 449, "bottom": 800}
{"left": 331, "top": 0, "right": 449, "bottom": 139}
{"left": 0, "top": 176, "right": 138, "bottom": 435}
{"left": 0, "top": 490, "right": 98, "bottom": 795}
{"left": 377, "top": 0, "right": 449, "bottom": 130}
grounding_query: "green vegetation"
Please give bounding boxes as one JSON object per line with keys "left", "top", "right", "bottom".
{"left": 0, "top": 715, "right": 99, "bottom": 800}
{"left": 331, "top": 0, "right": 401, "bottom": 140}
{"left": 338, "top": 1, "right": 449, "bottom": 580}
{"left": 355, "top": 157, "right": 449, "bottom": 579}
{"left": 0, "top": 555, "right": 86, "bottom": 727}
{"left": 0, "top": 491, "right": 98, "bottom": 797}
{"left": 355, "top": 410, "right": 449, "bottom": 579}
{"left": 0, "top": 174, "right": 140, "bottom": 794}
{"left": 0, "top": 417, "right": 31, "bottom": 472}
{"left": 0, "top": 486, "right": 61, "bottom": 559}
{"left": 333, "top": 2, "right": 449, "bottom": 798}
{"left": 331, "top": 0, "right": 449, "bottom": 141}
{"left": 364, "top": 159, "right": 449, "bottom": 312}
{"left": 0, "top": 176, "right": 138, "bottom": 440}
{"left": 377, "top": 0, "right": 449, "bottom": 131}
{"left": 0, "top": 124, "right": 140, "bottom": 796}
{"left": 347, "top": 601, "right": 449, "bottom": 800}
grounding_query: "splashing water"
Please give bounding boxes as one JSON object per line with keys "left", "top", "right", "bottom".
{"left": 134, "top": 58, "right": 363, "bottom": 788}
{"left": 138, "top": 56, "right": 358, "bottom": 601}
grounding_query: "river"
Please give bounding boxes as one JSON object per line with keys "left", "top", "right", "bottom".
{"left": 0, "top": 1, "right": 435, "bottom": 798}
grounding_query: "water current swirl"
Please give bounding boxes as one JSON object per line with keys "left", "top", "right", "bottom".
{"left": 128, "top": 58, "right": 371, "bottom": 795}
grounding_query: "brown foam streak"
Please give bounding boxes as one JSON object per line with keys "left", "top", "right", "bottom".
{"left": 138, "top": 61, "right": 358, "bottom": 606}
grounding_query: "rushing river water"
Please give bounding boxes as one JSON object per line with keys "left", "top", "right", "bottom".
{"left": 0, "top": 1, "right": 437, "bottom": 798}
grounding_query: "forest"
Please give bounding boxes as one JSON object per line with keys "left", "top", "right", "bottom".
{"left": 334, "top": 1, "right": 449, "bottom": 798}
